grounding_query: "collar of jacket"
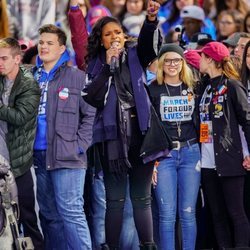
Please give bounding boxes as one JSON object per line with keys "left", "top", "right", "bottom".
{"left": 88, "top": 46, "right": 151, "bottom": 133}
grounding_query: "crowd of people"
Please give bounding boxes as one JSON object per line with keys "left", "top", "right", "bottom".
{"left": 1, "top": 0, "right": 250, "bottom": 250}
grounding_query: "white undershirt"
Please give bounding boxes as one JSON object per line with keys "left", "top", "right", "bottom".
{"left": 201, "top": 143, "right": 216, "bottom": 169}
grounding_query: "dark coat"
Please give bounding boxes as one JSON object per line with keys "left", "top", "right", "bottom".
{"left": 83, "top": 17, "right": 162, "bottom": 144}
{"left": 207, "top": 77, "right": 250, "bottom": 176}
{"left": 0, "top": 66, "right": 40, "bottom": 177}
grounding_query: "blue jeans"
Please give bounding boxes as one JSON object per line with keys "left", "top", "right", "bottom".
{"left": 88, "top": 171, "right": 106, "bottom": 249}
{"left": 33, "top": 150, "right": 91, "bottom": 250}
{"left": 153, "top": 143, "right": 201, "bottom": 250}
{"left": 120, "top": 180, "right": 139, "bottom": 250}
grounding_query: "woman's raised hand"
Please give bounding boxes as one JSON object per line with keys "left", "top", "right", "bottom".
{"left": 147, "top": 0, "right": 161, "bottom": 22}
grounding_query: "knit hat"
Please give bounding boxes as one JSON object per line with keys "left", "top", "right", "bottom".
{"left": 180, "top": 5, "right": 205, "bottom": 22}
{"left": 196, "top": 41, "right": 230, "bottom": 62}
{"left": 158, "top": 44, "right": 184, "bottom": 59}
{"left": 87, "top": 5, "right": 111, "bottom": 28}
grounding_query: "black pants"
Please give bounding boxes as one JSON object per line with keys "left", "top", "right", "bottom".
{"left": 98, "top": 117, "right": 154, "bottom": 247}
{"left": 201, "top": 169, "right": 250, "bottom": 249}
{"left": 16, "top": 169, "right": 44, "bottom": 250}
{"left": 244, "top": 172, "right": 250, "bottom": 222}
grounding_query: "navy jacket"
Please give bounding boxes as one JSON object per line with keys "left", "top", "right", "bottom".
{"left": 83, "top": 18, "right": 161, "bottom": 144}
{"left": 34, "top": 64, "right": 95, "bottom": 170}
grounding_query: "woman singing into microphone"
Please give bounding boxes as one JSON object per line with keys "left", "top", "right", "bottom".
{"left": 82, "top": 0, "right": 162, "bottom": 249}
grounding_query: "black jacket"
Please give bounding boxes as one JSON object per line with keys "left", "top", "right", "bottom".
{"left": 207, "top": 76, "right": 250, "bottom": 177}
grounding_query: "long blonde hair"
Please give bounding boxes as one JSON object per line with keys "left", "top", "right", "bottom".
{"left": 156, "top": 53, "right": 195, "bottom": 88}
{"left": 0, "top": 0, "right": 9, "bottom": 38}
{"left": 214, "top": 57, "right": 240, "bottom": 80}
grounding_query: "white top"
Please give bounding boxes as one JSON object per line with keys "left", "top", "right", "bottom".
{"left": 201, "top": 143, "right": 216, "bottom": 169}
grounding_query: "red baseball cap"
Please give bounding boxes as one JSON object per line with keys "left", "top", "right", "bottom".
{"left": 184, "top": 50, "right": 201, "bottom": 70}
{"left": 196, "top": 41, "right": 230, "bottom": 62}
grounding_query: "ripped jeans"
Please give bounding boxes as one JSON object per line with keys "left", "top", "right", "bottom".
{"left": 153, "top": 143, "right": 201, "bottom": 250}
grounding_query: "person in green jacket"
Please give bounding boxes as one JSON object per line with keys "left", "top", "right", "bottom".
{"left": 0, "top": 37, "right": 44, "bottom": 250}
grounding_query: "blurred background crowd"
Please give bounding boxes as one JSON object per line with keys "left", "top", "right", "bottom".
{"left": 2, "top": 0, "right": 250, "bottom": 66}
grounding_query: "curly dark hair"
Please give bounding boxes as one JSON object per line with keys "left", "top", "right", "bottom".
{"left": 86, "top": 16, "right": 122, "bottom": 63}
{"left": 241, "top": 40, "right": 250, "bottom": 87}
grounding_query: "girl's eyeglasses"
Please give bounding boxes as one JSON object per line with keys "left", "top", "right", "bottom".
{"left": 164, "top": 58, "right": 182, "bottom": 66}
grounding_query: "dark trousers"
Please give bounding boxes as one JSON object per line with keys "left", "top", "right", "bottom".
{"left": 101, "top": 157, "right": 154, "bottom": 247}
{"left": 244, "top": 172, "right": 250, "bottom": 222}
{"left": 98, "top": 116, "right": 154, "bottom": 247}
{"left": 201, "top": 169, "right": 250, "bottom": 249}
{"left": 16, "top": 168, "right": 44, "bottom": 250}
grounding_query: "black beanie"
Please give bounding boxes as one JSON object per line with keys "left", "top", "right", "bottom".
{"left": 158, "top": 43, "right": 184, "bottom": 59}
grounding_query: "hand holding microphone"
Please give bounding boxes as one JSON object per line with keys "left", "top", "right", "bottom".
{"left": 108, "top": 41, "right": 120, "bottom": 73}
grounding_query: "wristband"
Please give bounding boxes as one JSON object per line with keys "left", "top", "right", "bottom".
{"left": 70, "top": 5, "right": 79, "bottom": 11}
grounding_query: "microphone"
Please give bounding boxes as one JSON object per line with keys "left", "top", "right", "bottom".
{"left": 110, "top": 56, "right": 117, "bottom": 73}
{"left": 110, "top": 41, "right": 119, "bottom": 73}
